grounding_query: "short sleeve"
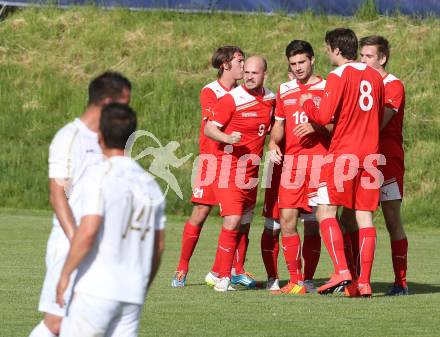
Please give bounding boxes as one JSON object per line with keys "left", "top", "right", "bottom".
{"left": 48, "top": 127, "right": 77, "bottom": 179}
{"left": 154, "top": 201, "right": 166, "bottom": 230}
{"left": 209, "top": 94, "right": 236, "bottom": 127}
{"left": 81, "top": 166, "right": 105, "bottom": 216}
{"left": 200, "top": 87, "right": 219, "bottom": 119}
{"left": 384, "top": 80, "right": 404, "bottom": 112}
{"left": 274, "top": 90, "right": 285, "bottom": 120}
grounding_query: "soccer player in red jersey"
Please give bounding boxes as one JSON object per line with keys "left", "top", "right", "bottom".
{"left": 341, "top": 35, "right": 408, "bottom": 295}
{"left": 172, "top": 46, "right": 244, "bottom": 287}
{"left": 260, "top": 66, "right": 294, "bottom": 292}
{"left": 299, "top": 28, "right": 385, "bottom": 297}
{"left": 204, "top": 56, "right": 276, "bottom": 292}
{"left": 269, "top": 40, "right": 330, "bottom": 295}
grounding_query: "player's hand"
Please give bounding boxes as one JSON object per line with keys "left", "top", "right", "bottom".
{"left": 227, "top": 131, "right": 241, "bottom": 144}
{"left": 56, "top": 273, "right": 69, "bottom": 308}
{"left": 294, "top": 123, "right": 316, "bottom": 137}
{"left": 299, "top": 93, "right": 313, "bottom": 107}
{"left": 268, "top": 142, "right": 283, "bottom": 165}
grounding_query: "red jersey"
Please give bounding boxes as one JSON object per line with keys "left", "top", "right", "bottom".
{"left": 275, "top": 77, "right": 329, "bottom": 164}
{"left": 210, "top": 85, "right": 276, "bottom": 187}
{"left": 199, "top": 80, "right": 232, "bottom": 154}
{"left": 303, "top": 62, "right": 384, "bottom": 166}
{"left": 381, "top": 73, "right": 405, "bottom": 159}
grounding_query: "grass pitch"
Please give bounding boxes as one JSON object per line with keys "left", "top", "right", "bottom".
{"left": 1, "top": 210, "right": 439, "bottom": 337}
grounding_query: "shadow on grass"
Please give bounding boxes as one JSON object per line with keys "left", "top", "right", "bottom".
{"left": 307, "top": 279, "right": 440, "bottom": 295}
{"left": 180, "top": 279, "right": 440, "bottom": 295}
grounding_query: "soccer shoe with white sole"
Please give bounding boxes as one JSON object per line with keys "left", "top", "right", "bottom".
{"left": 214, "top": 277, "right": 231, "bottom": 292}
{"left": 266, "top": 278, "right": 280, "bottom": 291}
{"left": 334, "top": 285, "right": 345, "bottom": 294}
{"left": 317, "top": 270, "right": 352, "bottom": 295}
{"left": 386, "top": 285, "right": 409, "bottom": 296}
{"left": 304, "top": 280, "right": 317, "bottom": 293}
{"left": 272, "top": 281, "right": 306, "bottom": 295}
{"left": 171, "top": 271, "right": 187, "bottom": 288}
{"left": 205, "top": 271, "right": 220, "bottom": 287}
{"left": 231, "top": 272, "right": 257, "bottom": 288}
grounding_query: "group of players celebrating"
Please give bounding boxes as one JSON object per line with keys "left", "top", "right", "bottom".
{"left": 172, "top": 28, "right": 408, "bottom": 298}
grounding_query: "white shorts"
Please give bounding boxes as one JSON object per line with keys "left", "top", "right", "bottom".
{"left": 380, "top": 180, "right": 402, "bottom": 202}
{"left": 38, "top": 237, "right": 74, "bottom": 317}
{"left": 300, "top": 207, "right": 317, "bottom": 222}
{"left": 264, "top": 217, "right": 281, "bottom": 231}
{"left": 60, "top": 292, "right": 142, "bottom": 337}
{"left": 241, "top": 208, "right": 254, "bottom": 225}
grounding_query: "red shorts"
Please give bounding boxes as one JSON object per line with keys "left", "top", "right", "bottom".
{"left": 262, "top": 162, "right": 282, "bottom": 220}
{"left": 317, "top": 162, "right": 380, "bottom": 211}
{"left": 216, "top": 185, "right": 257, "bottom": 217}
{"left": 278, "top": 167, "right": 319, "bottom": 213}
{"left": 380, "top": 156, "right": 404, "bottom": 201}
{"left": 191, "top": 154, "right": 217, "bottom": 206}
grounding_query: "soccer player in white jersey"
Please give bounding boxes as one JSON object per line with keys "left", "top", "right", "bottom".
{"left": 56, "top": 103, "right": 165, "bottom": 337}
{"left": 29, "top": 72, "right": 131, "bottom": 337}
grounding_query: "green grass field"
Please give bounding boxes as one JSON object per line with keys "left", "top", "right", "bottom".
{"left": 1, "top": 210, "right": 439, "bottom": 337}
{"left": 0, "top": 6, "right": 439, "bottom": 221}
{"left": 0, "top": 6, "right": 440, "bottom": 336}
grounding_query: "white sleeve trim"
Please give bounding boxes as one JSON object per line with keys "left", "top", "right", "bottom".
{"left": 275, "top": 116, "right": 285, "bottom": 121}
{"left": 212, "top": 121, "right": 223, "bottom": 128}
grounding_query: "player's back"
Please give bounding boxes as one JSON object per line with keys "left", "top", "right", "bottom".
{"left": 328, "top": 62, "right": 384, "bottom": 165}
{"left": 74, "top": 156, "right": 165, "bottom": 305}
{"left": 48, "top": 118, "right": 102, "bottom": 240}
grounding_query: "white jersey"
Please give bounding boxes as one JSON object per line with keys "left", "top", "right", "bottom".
{"left": 74, "top": 156, "right": 166, "bottom": 305}
{"left": 48, "top": 118, "right": 102, "bottom": 242}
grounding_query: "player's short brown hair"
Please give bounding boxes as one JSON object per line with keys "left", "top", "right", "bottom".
{"left": 100, "top": 103, "right": 137, "bottom": 150}
{"left": 285, "top": 40, "right": 315, "bottom": 59}
{"left": 211, "top": 46, "right": 244, "bottom": 78}
{"left": 325, "top": 28, "right": 358, "bottom": 61}
{"left": 88, "top": 71, "right": 131, "bottom": 106}
{"left": 360, "top": 35, "right": 390, "bottom": 67}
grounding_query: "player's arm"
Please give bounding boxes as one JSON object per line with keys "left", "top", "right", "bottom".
{"left": 49, "top": 179, "right": 76, "bottom": 241}
{"left": 268, "top": 119, "right": 285, "bottom": 165}
{"left": 381, "top": 107, "right": 396, "bottom": 130}
{"left": 204, "top": 121, "right": 241, "bottom": 144}
{"left": 200, "top": 88, "right": 218, "bottom": 119}
{"left": 300, "top": 73, "right": 341, "bottom": 126}
{"left": 293, "top": 122, "right": 333, "bottom": 138}
{"left": 148, "top": 229, "right": 165, "bottom": 289}
{"left": 56, "top": 214, "right": 102, "bottom": 307}
{"left": 381, "top": 80, "right": 404, "bottom": 130}
{"left": 205, "top": 94, "right": 241, "bottom": 144}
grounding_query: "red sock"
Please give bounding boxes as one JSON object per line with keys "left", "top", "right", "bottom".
{"left": 391, "top": 238, "right": 408, "bottom": 288}
{"left": 320, "top": 218, "right": 348, "bottom": 274}
{"left": 217, "top": 228, "right": 240, "bottom": 278}
{"left": 176, "top": 222, "right": 202, "bottom": 272}
{"left": 281, "top": 234, "right": 303, "bottom": 283}
{"left": 211, "top": 245, "right": 221, "bottom": 275}
{"left": 233, "top": 227, "right": 250, "bottom": 275}
{"left": 302, "top": 234, "right": 321, "bottom": 281}
{"left": 343, "top": 232, "right": 356, "bottom": 279}
{"left": 358, "top": 227, "right": 377, "bottom": 285}
{"left": 349, "top": 230, "right": 360, "bottom": 276}
{"left": 261, "top": 230, "right": 280, "bottom": 279}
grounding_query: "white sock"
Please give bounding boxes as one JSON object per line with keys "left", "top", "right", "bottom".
{"left": 29, "top": 321, "right": 57, "bottom": 337}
